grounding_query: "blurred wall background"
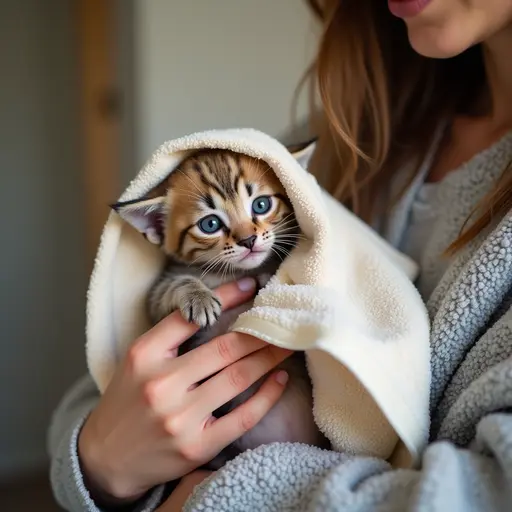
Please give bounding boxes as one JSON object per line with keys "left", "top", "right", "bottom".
{"left": 0, "top": 0, "right": 317, "bottom": 503}
{"left": 128, "top": 0, "right": 318, "bottom": 177}
{"left": 0, "top": 0, "right": 86, "bottom": 481}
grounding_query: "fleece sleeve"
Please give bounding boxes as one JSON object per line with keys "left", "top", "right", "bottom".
{"left": 47, "top": 374, "right": 165, "bottom": 512}
{"left": 184, "top": 413, "right": 512, "bottom": 512}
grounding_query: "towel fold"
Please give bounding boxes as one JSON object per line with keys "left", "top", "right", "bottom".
{"left": 85, "top": 128, "right": 430, "bottom": 468}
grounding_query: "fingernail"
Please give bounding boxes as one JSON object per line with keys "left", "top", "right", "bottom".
{"left": 275, "top": 371, "right": 289, "bottom": 385}
{"left": 237, "top": 277, "right": 256, "bottom": 292}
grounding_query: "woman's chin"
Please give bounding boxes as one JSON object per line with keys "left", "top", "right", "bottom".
{"left": 407, "top": 24, "right": 474, "bottom": 59}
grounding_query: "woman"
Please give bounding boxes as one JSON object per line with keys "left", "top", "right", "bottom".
{"left": 48, "top": 0, "right": 512, "bottom": 510}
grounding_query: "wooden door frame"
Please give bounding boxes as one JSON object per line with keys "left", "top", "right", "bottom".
{"left": 78, "top": 0, "right": 126, "bottom": 266}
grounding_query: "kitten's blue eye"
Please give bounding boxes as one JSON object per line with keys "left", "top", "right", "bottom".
{"left": 198, "top": 214, "right": 223, "bottom": 234}
{"left": 252, "top": 196, "right": 272, "bottom": 215}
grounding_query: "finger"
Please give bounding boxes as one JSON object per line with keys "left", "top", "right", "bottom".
{"left": 135, "top": 277, "right": 257, "bottom": 357}
{"left": 188, "top": 344, "right": 293, "bottom": 419}
{"left": 202, "top": 370, "right": 289, "bottom": 457}
{"left": 139, "top": 333, "right": 280, "bottom": 414}
{"left": 175, "top": 332, "right": 270, "bottom": 385}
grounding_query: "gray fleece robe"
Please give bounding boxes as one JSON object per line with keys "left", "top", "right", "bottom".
{"left": 48, "top": 132, "right": 512, "bottom": 512}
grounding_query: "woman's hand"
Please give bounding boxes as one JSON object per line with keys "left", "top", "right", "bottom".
{"left": 78, "top": 277, "right": 291, "bottom": 506}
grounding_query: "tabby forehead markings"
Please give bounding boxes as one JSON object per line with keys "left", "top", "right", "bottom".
{"left": 177, "top": 223, "right": 195, "bottom": 255}
{"left": 198, "top": 171, "right": 227, "bottom": 201}
{"left": 142, "top": 149, "right": 296, "bottom": 266}
{"left": 233, "top": 169, "right": 243, "bottom": 196}
{"left": 194, "top": 166, "right": 257, "bottom": 226}
{"left": 203, "top": 193, "right": 215, "bottom": 210}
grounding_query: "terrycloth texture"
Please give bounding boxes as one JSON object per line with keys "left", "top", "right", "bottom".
{"left": 47, "top": 131, "right": 512, "bottom": 512}
{"left": 85, "top": 128, "right": 430, "bottom": 467}
{"left": 182, "top": 131, "right": 512, "bottom": 512}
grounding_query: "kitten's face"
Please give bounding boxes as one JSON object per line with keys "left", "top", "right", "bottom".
{"left": 163, "top": 150, "right": 296, "bottom": 270}
{"left": 116, "top": 149, "right": 300, "bottom": 272}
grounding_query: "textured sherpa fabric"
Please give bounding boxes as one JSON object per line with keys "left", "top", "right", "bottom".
{"left": 184, "top": 415, "right": 512, "bottom": 512}
{"left": 47, "top": 375, "right": 166, "bottom": 512}
{"left": 180, "top": 131, "right": 512, "bottom": 512}
{"left": 85, "top": 128, "right": 430, "bottom": 467}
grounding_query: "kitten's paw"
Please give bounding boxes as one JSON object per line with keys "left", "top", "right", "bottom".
{"left": 180, "top": 287, "right": 221, "bottom": 328}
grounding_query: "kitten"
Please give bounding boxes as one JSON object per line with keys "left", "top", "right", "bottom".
{"left": 113, "top": 148, "right": 325, "bottom": 469}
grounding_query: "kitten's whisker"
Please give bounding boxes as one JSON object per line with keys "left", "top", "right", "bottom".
{"left": 272, "top": 229, "right": 299, "bottom": 238}
{"left": 217, "top": 258, "right": 227, "bottom": 277}
{"left": 175, "top": 168, "right": 207, "bottom": 199}
{"left": 201, "top": 262, "right": 222, "bottom": 279}
{"left": 188, "top": 251, "right": 213, "bottom": 266}
{"left": 274, "top": 244, "right": 297, "bottom": 252}
{"left": 272, "top": 218, "right": 299, "bottom": 230}
{"left": 203, "top": 255, "right": 224, "bottom": 274}
{"left": 272, "top": 228, "right": 303, "bottom": 235}
{"left": 272, "top": 227, "right": 302, "bottom": 237}
{"left": 272, "top": 243, "right": 292, "bottom": 257}
{"left": 200, "top": 253, "right": 225, "bottom": 278}
{"left": 272, "top": 249, "right": 291, "bottom": 261}
{"left": 273, "top": 234, "right": 307, "bottom": 242}
{"left": 272, "top": 221, "right": 301, "bottom": 232}
{"left": 199, "top": 261, "right": 218, "bottom": 277}
{"left": 192, "top": 251, "right": 219, "bottom": 268}
{"left": 272, "top": 242, "right": 299, "bottom": 249}
{"left": 219, "top": 262, "right": 227, "bottom": 283}
{"left": 273, "top": 224, "right": 298, "bottom": 233}
{"left": 273, "top": 233, "right": 306, "bottom": 239}
{"left": 172, "top": 188, "right": 204, "bottom": 202}
{"left": 171, "top": 185, "right": 203, "bottom": 197}
{"left": 274, "top": 241, "right": 292, "bottom": 253}
{"left": 270, "top": 246, "right": 286, "bottom": 263}
{"left": 219, "top": 258, "right": 235, "bottom": 284}
{"left": 274, "top": 214, "right": 297, "bottom": 224}
{"left": 252, "top": 161, "right": 273, "bottom": 184}
{"left": 221, "top": 260, "right": 232, "bottom": 283}
{"left": 273, "top": 241, "right": 301, "bottom": 249}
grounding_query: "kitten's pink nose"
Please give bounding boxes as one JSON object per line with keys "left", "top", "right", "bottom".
{"left": 237, "top": 235, "right": 257, "bottom": 250}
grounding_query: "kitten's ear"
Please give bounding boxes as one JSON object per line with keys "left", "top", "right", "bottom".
{"left": 111, "top": 196, "right": 167, "bottom": 245}
{"left": 287, "top": 137, "right": 317, "bottom": 169}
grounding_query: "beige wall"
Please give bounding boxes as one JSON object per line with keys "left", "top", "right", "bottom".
{"left": 133, "top": 0, "right": 318, "bottom": 168}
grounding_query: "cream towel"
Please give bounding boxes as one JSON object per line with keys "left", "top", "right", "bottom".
{"left": 86, "top": 128, "right": 431, "bottom": 469}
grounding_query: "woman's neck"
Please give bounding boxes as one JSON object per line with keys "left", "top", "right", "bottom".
{"left": 483, "top": 23, "right": 512, "bottom": 128}
{"left": 427, "top": 24, "right": 512, "bottom": 183}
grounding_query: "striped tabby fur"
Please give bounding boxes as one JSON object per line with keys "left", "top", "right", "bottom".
{"left": 113, "top": 149, "right": 325, "bottom": 469}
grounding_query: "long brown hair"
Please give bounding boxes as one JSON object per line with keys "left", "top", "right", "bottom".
{"left": 304, "top": 0, "right": 512, "bottom": 253}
